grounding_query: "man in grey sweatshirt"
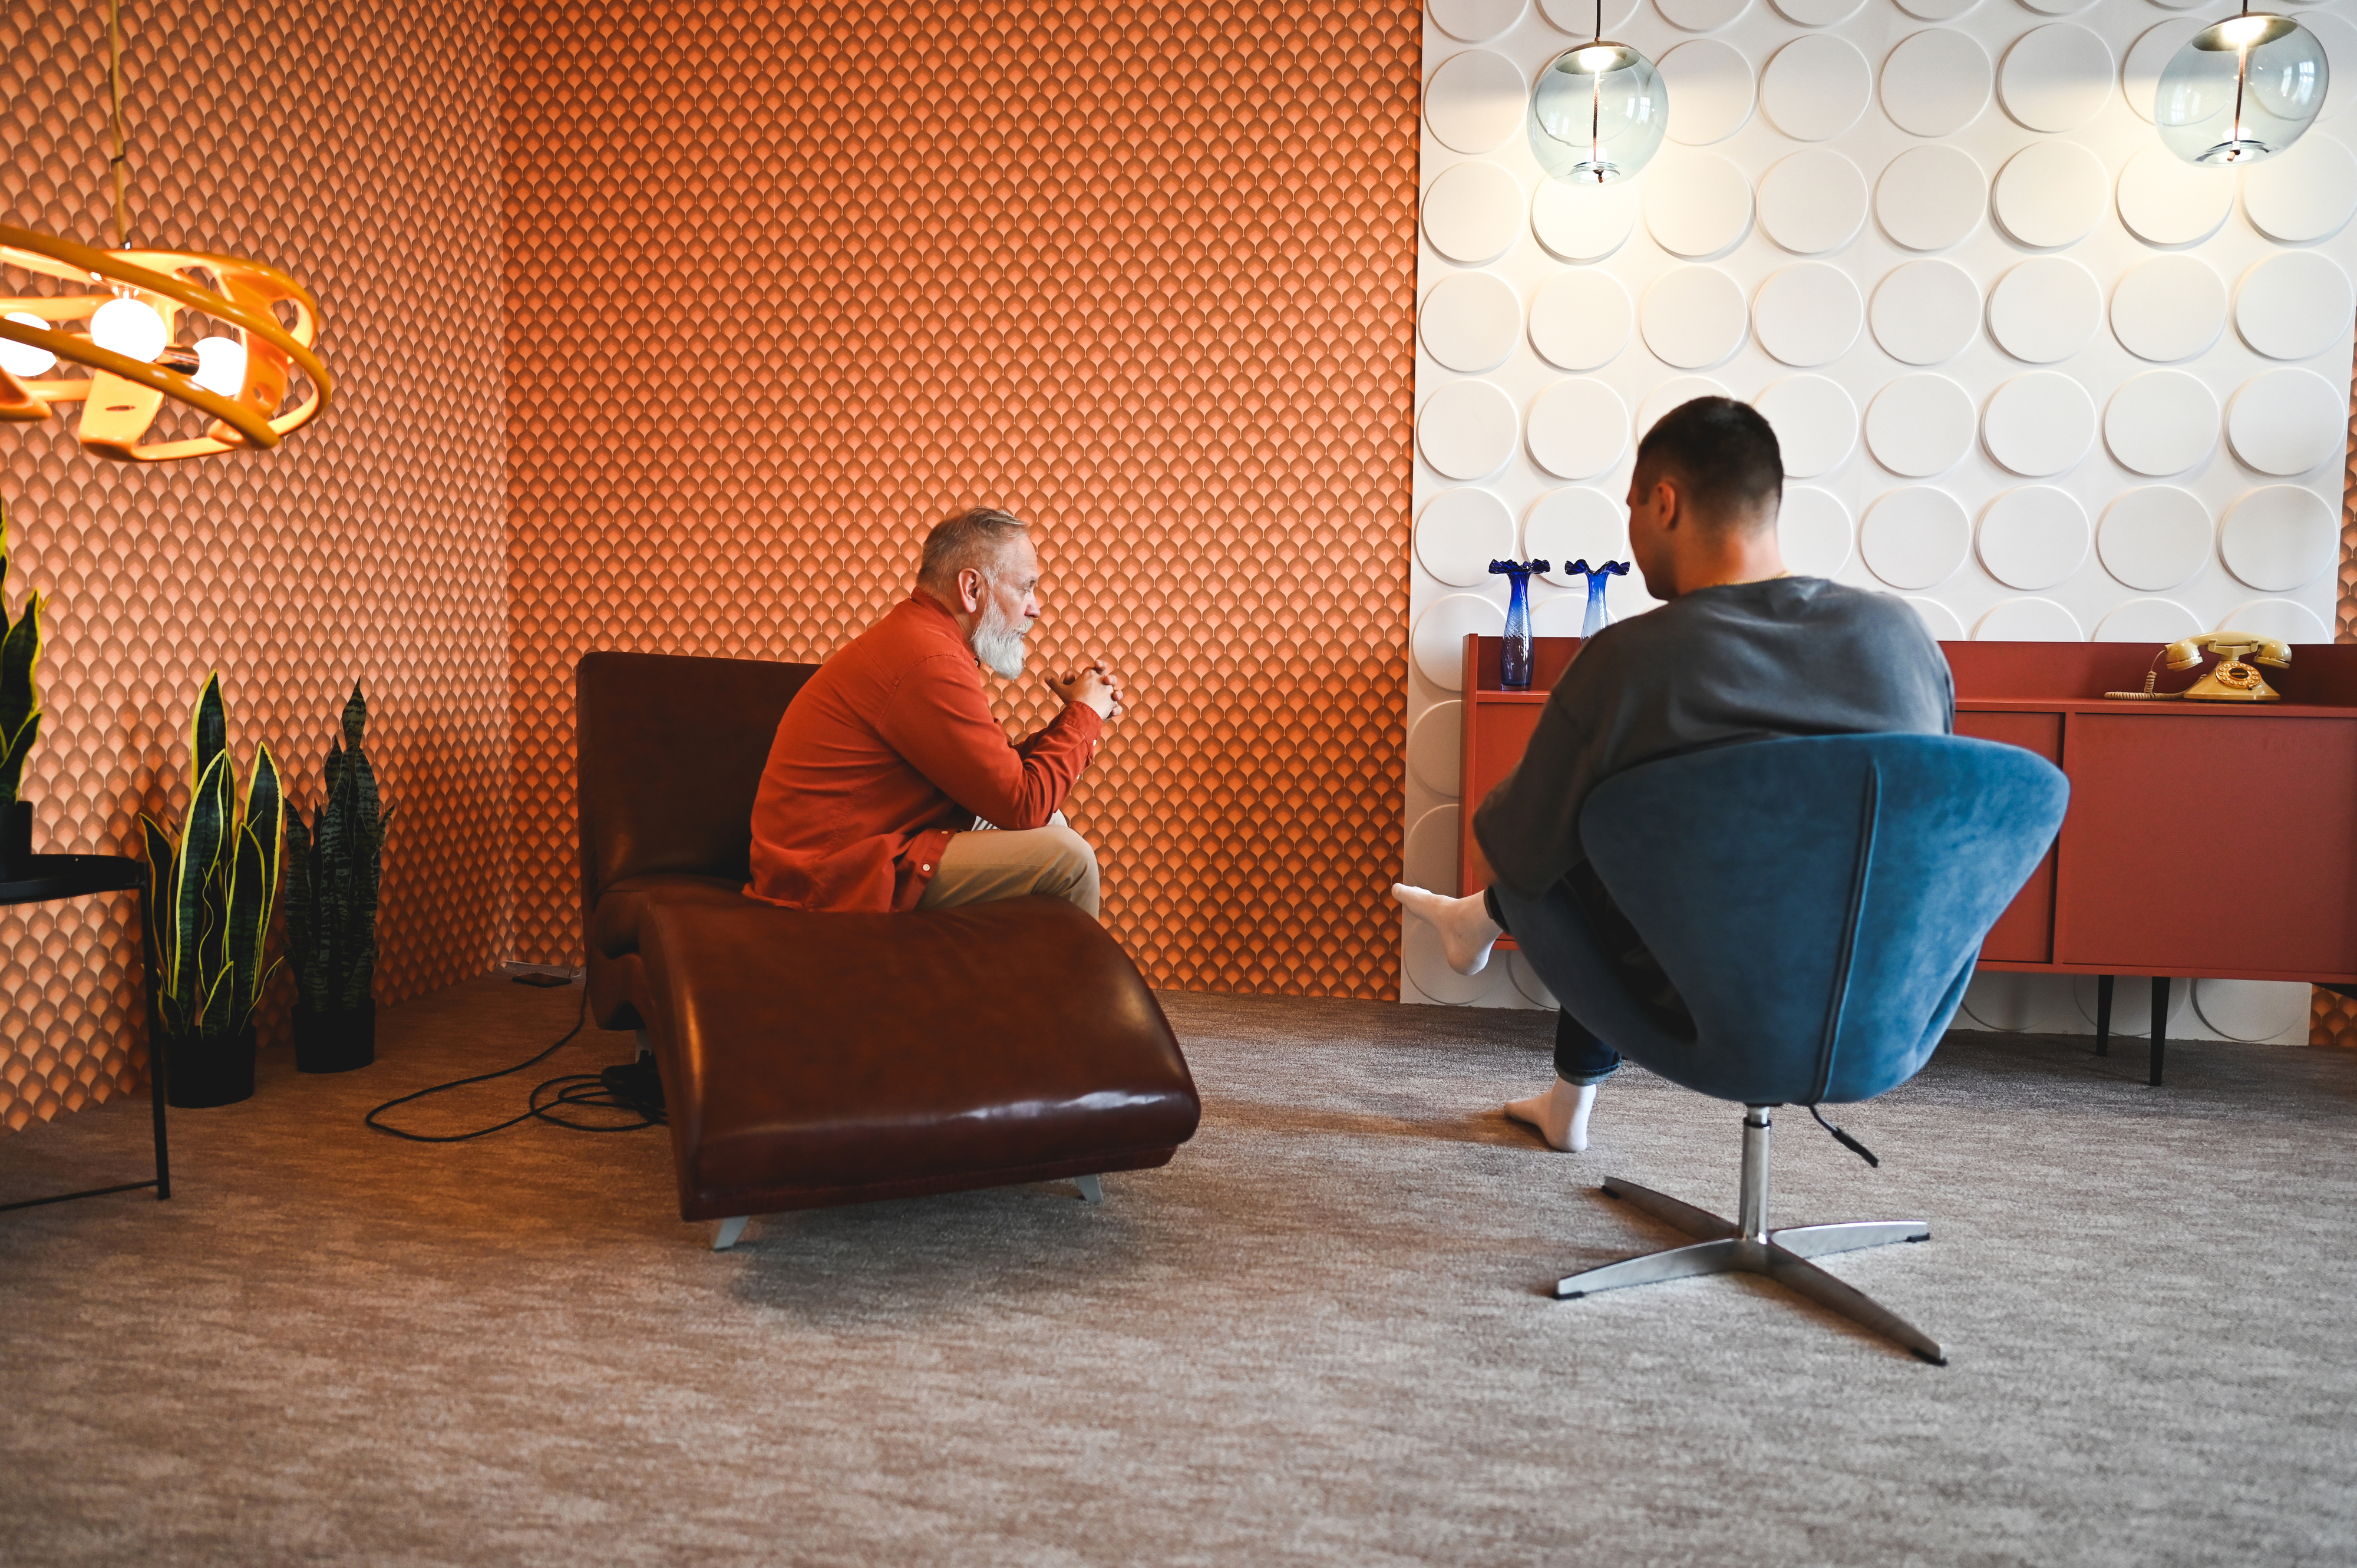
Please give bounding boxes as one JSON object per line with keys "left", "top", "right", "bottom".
{"left": 1396, "top": 397, "right": 1953, "bottom": 1152}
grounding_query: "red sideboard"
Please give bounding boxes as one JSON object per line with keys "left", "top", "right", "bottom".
{"left": 1455, "top": 636, "right": 2357, "bottom": 989}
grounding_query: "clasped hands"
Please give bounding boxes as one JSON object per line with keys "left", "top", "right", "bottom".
{"left": 1046, "top": 658, "right": 1125, "bottom": 721}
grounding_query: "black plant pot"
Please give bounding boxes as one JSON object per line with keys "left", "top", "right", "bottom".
{"left": 162, "top": 1024, "right": 257, "bottom": 1108}
{"left": 0, "top": 799, "right": 31, "bottom": 880}
{"left": 293, "top": 1002, "right": 375, "bottom": 1074}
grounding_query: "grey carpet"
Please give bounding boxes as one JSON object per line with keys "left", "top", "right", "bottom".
{"left": 2, "top": 978, "right": 2353, "bottom": 1567}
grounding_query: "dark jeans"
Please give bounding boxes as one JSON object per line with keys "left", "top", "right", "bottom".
{"left": 1487, "top": 864, "right": 1695, "bottom": 1088}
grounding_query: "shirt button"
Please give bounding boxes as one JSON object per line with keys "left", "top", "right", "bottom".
{"left": 922, "top": 864, "right": 932, "bottom": 872}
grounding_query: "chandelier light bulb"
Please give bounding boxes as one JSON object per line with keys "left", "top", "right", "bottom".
{"left": 2155, "top": 6, "right": 2328, "bottom": 165}
{"left": 89, "top": 296, "right": 167, "bottom": 362}
{"left": 0, "top": 312, "right": 55, "bottom": 379}
{"left": 1530, "top": 41, "right": 1667, "bottom": 185}
{"left": 189, "top": 335, "right": 246, "bottom": 397}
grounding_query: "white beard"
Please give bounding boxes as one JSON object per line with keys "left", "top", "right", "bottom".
{"left": 971, "top": 595, "right": 1028, "bottom": 678}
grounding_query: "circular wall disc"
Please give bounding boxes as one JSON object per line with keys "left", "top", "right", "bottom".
{"left": 2243, "top": 135, "right": 2357, "bottom": 243}
{"left": 1754, "top": 264, "right": 1863, "bottom": 367}
{"left": 1755, "top": 375, "right": 1859, "bottom": 477}
{"left": 2094, "top": 598, "right": 2203, "bottom": 643}
{"left": 1870, "top": 260, "right": 1980, "bottom": 364}
{"left": 1903, "top": 595, "right": 1968, "bottom": 639}
{"left": 1417, "top": 486, "right": 1518, "bottom": 586}
{"left": 1638, "top": 376, "right": 1731, "bottom": 440}
{"left": 1760, "top": 36, "right": 1874, "bottom": 141}
{"left": 1896, "top": 0, "right": 1978, "bottom": 17}
{"left": 1756, "top": 150, "right": 1868, "bottom": 255}
{"left": 1529, "top": 270, "right": 1634, "bottom": 371}
{"left": 1424, "top": 161, "right": 1526, "bottom": 263}
{"left": 1539, "top": 0, "right": 1642, "bottom": 32}
{"left": 1998, "top": 25, "right": 2114, "bottom": 133}
{"left": 2221, "top": 484, "right": 2339, "bottom": 591}
{"left": 1404, "top": 919, "right": 1498, "bottom": 1005}
{"left": 1412, "top": 594, "right": 1507, "bottom": 690}
{"left": 1778, "top": 486, "right": 1855, "bottom": 576}
{"left": 1982, "top": 372, "right": 2097, "bottom": 477}
{"left": 1658, "top": 0, "right": 1752, "bottom": 31}
{"left": 2098, "top": 487, "right": 2213, "bottom": 591}
{"left": 2110, "top": 255, "right": 2228, "bottom": 362}
{"left": 2310, "top": 12, "right": 2357, "bottom": 124}
{"left": 2115, "top": 144, "right": 2234, "bottom": 247}
{"left": 1875, "top": 145, "right": 1985, "bottom": 251}
{"left": 1418, "top": 379, "right": 1521, "bottom": 478}
{"left": 1407, "top": 701, "right": 1465, "bottom": 797}
{"left": 1988, "top": 257, "right": 2102, "bottom": 364}
{"left": 1978, "top": 486, "right": 2090, "bottom": 590}
{"left": 1975, "top": 598, "right": 2084, "bottom": 641}
{"left": 1427, "top": 49, "right": 1529, "bottom": 155}
{"left": 2236, "top": 251, "right": 2356, "bottom": 361}
{"left": 1531, "top": 177, "right": 1641, "bottom": 262}
{"left": 2220, "top": 598, "right": 2330, "bottom": 643}
{"left": 1880, "top": 29, "right": 1992, "bottom": 138}
{"left": 1431, "top": 0, "right": 1530, "bottom": 42}
{"left": 1772, "top": 0, "right": 1866, "bottom": 24}
{"left": 1861, "top": 487, "right": 1973, "bottom": 588}
{"left": 1643, "top": 153, "right": 1755, "bottom": 258}
{"left": 1990, "top": 141, "right": 2108, "bottom": 249}
{"left": 1866, "top": 374, "right": 1976, "bottom": 476}
{"left": 2123, "top": 19, "right": 2209, "bottom": 124}
{"left": 2018, "top": 0, "right": 2095, "bottom": 15}
{"left": 1401, "top": 802, "right": 1464, "bottom": 897}
{"left": 2104, "top": 371, "right": 2220, "bottom": 477}
{"left": 1640, "top": 265, "right": 1749, "bottom": 369}
{"left": 2193, "top": 978, "right": 2315, "bottom": 1044}
{"left": 1525, "top": 487, "right": 1628, "bottom": 586}
{"left": 1526, "top": 378, "right": 1632, "bottom": 479}
{"left": 1659, "top": 39, "right": 1756, "bottom": 146}
{"left": 2227, "top": 368, "right": 2348, "bottom": 475}
{"left": 1420, "top": 271, "right": 1524, "bottom": 372}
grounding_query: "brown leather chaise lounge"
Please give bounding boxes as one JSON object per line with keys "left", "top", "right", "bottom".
{"left": 575, "top": 651, "right": 1202, "bottom": 1249}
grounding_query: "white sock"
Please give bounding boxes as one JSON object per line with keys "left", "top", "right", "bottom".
{"left": 1391, "top": 883, "right": 1503, "bottom": 976}
{"left": 1505, "top": 1078, "right": 1596, "bottom": 1153}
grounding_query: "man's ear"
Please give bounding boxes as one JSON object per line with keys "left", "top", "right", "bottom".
{"left": 957, "top": 567, "right": 986, "bottom": 613}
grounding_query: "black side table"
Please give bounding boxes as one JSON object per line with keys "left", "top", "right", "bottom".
{"left": 0, "top": 854, "right": 163, "bottom": 1213}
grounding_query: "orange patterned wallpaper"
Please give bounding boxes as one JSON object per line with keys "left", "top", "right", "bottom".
{"left": 500, "top": 0, "right": 1422, "bottom": 997}
{"left": 0, "top": 0, "right": 513, "bottom": 1129}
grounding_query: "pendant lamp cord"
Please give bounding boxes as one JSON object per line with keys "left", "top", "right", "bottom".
{"left": 2230, "top": 0, "right": 2251, "bottom": 151}
{"left": 106, "top": 0, "right": 130, "bottom": 249}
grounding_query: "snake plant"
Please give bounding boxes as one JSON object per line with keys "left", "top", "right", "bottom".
{"left": 0, "top": 494, "right": 44, "bottom": 806}
{"left": 140, "top": 673, "right": 286, "bottom": 1045}
{"left": 285, "top": 683, "right": 391, "bottom": 1014}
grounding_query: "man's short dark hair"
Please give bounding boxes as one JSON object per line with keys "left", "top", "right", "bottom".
{"left": 917, "top": 507, "right": 1029, "bottom": 593}
{"left": 1633, "top": 397, "right": 1784, "bottom": 531}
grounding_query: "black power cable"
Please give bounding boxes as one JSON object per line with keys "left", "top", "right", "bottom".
{"left": 364, "top": 981, "right": 663, "bottom": 1141}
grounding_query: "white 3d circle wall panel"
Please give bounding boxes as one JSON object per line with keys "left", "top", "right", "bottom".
{"left": 1991, "top": 141, "right": 2108, "bottom": 249}
{"left": 1659, "top": 39, "right": 1756, "bottom": 146}
{"left": 1976, "top": 598, "right": 2084, "bottom": 641}
{"left": 2104, "top": 372, "right": 2220, "bottom": 477}
{"left": 1756, "top": 150, "right": 1869, "bottom": 255}
{"left": 2018, "top": 0, "right": 2097, "bottom": 16}
{"left": 1420, "top": 272, "right": 1524, "bottom": 372}
{"left": 1754, "top": 264, "right": 1864, "bottom": 367}
{"left": 2124, "top": 18, "right": 2207, "bottom": 123}
{"left": 1643, "top": 153, "right": 1755, "bottom": 258}
{"left": 1760, "top": 36, "right": 1874, "bottom": 141}
{"left": 1773, "top": 0, "right": 1866, "bottom": 25}
{"left": 1531, "top": 179, "right": 1641, "bottom": 262}
{"left": 1408, "top": 701, "right": 1464, "bottom": 797}
{"left": 1880, "top": 29, "right": 1992, "bottom": 138}
{"left": 1862, "top": 487, "right": 1973, "bottom": 587}
{"left": 1639, "top": 376, "right": 1730, "bottom": 438}
{"left": 1875, "top": 146, "right": 1985, "bottom": 251}
{"left": 1432, "top": 0, "right": 1530, "bottom": 42}
{"left": 1978, "top": 486, "right": 2091, "bottom": 590}
{"left": 2236, "top": 252, "right": 2355, "bottom": 361}
{"left": 1755, "top": 375, "right": 1858, "bottom": 476}
{"left": 1983, "top": 372, "right": 2097, "bottom": 477}
{"left": 1527, "top": 378, "right": 1632, "bottom": 479}
{"left": 1641, "top": 265, "right": 1749, "bottom": 368}
{"left": 1870, "top": 260, "right": 1980, "bottom": 364}
{"left": 2220, "top": 598, "right": 2330, "bottom": 643}
{"left": 1539, "top": 0, "right": 1642, "bottom": 32}
{"left": 1658, "top": 0, "right": 1753, "bottom": 32}
{"left": 1903, "top": 597, "right": 1969, "bottom": 640}
{"left": 1525, "top": 487, "right": 1628, "bottom": 585}
{"left": 1896, "top": 0, "right": 1979, "bottom": 19}
{"left": 1778, "top": 487, "right": 1855, "bottom": 576}
{"left": 2221, "top": 486, "right": 2339, "bottom": 591}
{"left": 2095, "top": 598, "right": 2204, "bottom": 643}
{"left": 1424, "top": 161, "right": 1526, "bottom": 263}
{"left": 1987, "top": 258, "right": 2102, "bottom": 363}
{"left": 2098, "top": 487, "right": 2213, "bottom": 590}
{"left": 1998, "top": 25, "right": 2114, "bottom": 133}
{"left": 2110, "top": 255, "right": 2228, "bottom": 362}
{"left": 2115, "top": 146, "right": 2235, "bottom": 247}
{"left": 1417, "top": 487, "right": 1519, "bottom": 586}
{"left": 1426, "top": 50, "right": 1529, "bottom": 155}
{"left": 1529, "top": 270, "right": 1634, "bottom": 371}
{"left": 1412, "top": 595, "right": 1507, "bottom": 690}
{"left": 1419, "top": 379, "right": 1521, "bottom": 478}
{"left": 2227, "top": 369, "right": 2348, "bottom": 474}
{"left": 2243, "top": 135, "right": 2357, "bottom": 243}
{"left": 1867, "top": 374, "right": 1977, "bottom": 475}
{"left": 2309, "top": 12, "right": 2357, "bottom": 124}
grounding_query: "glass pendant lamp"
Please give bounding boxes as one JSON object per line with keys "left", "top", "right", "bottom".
{"left": 1527, "top": 0, "right": 1667, "bottom": 185}
{"left": 2155, "top": 3, "right": 2329, "bottom": 166}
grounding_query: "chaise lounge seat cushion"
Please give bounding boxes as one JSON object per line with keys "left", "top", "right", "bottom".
{"left": 585, "top": 872, "right": 747, "bottom": 1027}
{"left": 639, "top": 893, "right": 1201, "bottom": 1220}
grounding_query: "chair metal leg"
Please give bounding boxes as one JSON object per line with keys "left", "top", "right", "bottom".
{"left": 633, "top": 1028, "right": 654, "bottom": 1062}
{"left": 1600, "top": 1176, "right": 1737, "bottom": 1241}
{"left": 1759, "top": 1243, "right": 1946, "bottom": 1365}
{"left": 1770, "top": 1220, "right": 1930, "bottom": 1258}
{"left": 1075, "top": 1174, "right": 1105, "bottom": 1204}
{"left": 712, "top": 1216, "right": 749, "bottom": 1251}
{"left": 1556, "top": 1236, "right": 1754, "bottom": 1298}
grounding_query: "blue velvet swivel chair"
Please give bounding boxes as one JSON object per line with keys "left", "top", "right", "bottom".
{"left": 1516, "top": 734, "right": 2068, "bottom": 1364}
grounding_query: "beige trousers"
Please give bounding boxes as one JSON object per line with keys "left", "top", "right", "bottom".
{"left": 916, "top": 817, "right": 1101, "bottom": 917}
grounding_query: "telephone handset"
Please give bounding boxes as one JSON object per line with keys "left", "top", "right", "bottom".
{"left": 2104, "top": 631, "right": 2292, "bottom": 703}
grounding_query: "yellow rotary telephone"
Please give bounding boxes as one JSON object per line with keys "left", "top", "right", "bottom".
{"left": 2105, "top": 631, "right": 2292, "bottom": 703}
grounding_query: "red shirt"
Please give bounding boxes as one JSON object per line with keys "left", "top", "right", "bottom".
{"left": 746, "top": 593, "right": 1104, "bottom": 912}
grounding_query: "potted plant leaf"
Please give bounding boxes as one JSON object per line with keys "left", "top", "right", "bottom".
{"left": 285, "top": 683, "right": 391, "bottom": 1073}
{"left": 0, "top": 494, "right": 45, "bottom": 878}
{"left": 140, "top": 673, "right": 286, "bottom": 1107}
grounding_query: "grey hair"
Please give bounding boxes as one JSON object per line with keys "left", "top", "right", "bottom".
{"left": 917, "top": 507, "right": 1029, "bottom": 594}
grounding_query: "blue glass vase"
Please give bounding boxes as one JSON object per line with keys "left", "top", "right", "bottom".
{"left": 1574, "top": 559, "right": 1629, "bottom": 639}
{"left": 1488, "top": 559, "right": 1549, "bottom": 689}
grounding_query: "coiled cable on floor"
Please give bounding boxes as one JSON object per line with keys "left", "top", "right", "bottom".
{"left": 363, "top": 982, "right": 662, "bottom": 1141}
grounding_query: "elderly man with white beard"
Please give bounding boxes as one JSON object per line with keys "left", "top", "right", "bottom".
{"left": 746, "top": 507, "right": 1124, "bottom": 916}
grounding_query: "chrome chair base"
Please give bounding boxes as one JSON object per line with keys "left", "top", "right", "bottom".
{"left": 1553, "top": 1108, "right": 1946, "bottom": 1365}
